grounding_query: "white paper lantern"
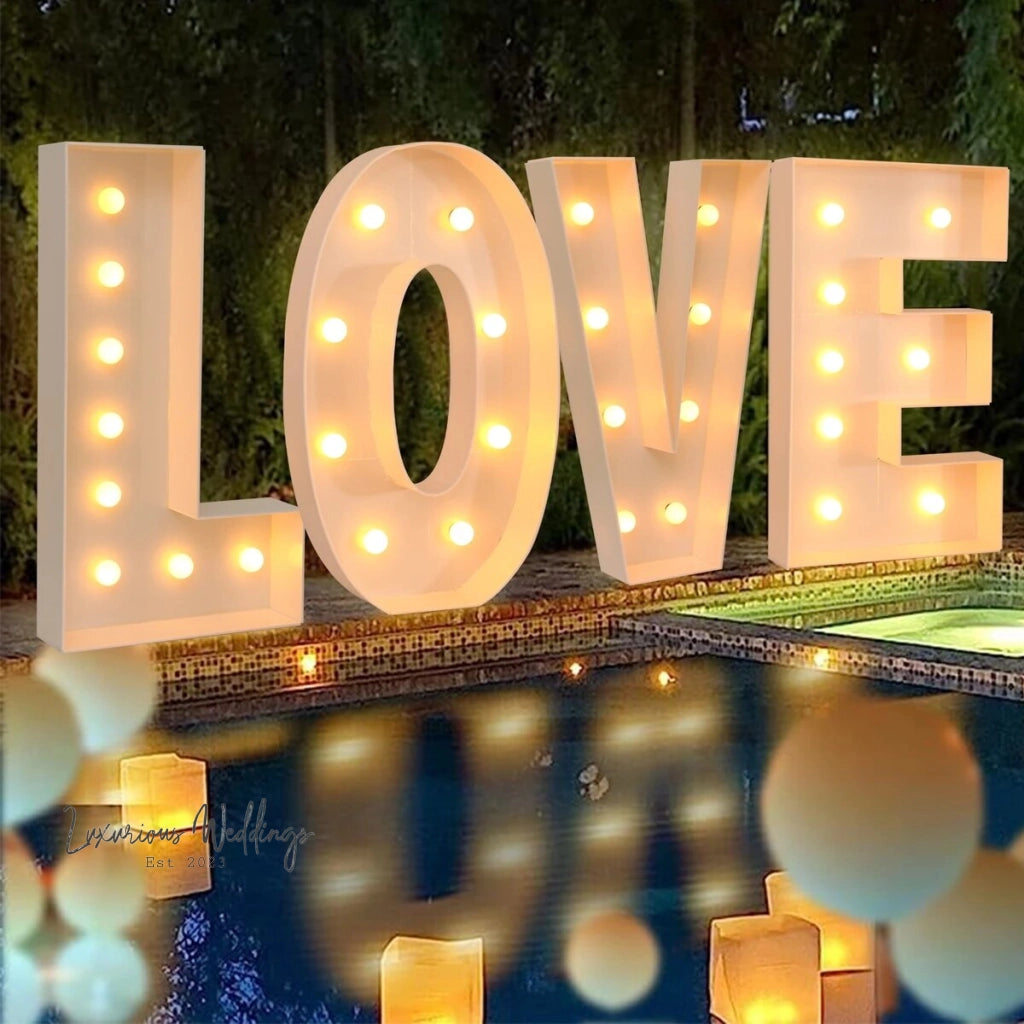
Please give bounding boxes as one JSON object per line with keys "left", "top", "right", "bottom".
{"left": 2, "top": 948, "right": 43, "bottom": 1024}
{"left": 2, "top": 832, "right": 45, "bottom": 945}
{"left": 53, "top": 933, "right": 148, "bottom": 1024}
{"left": 53, "top": 844, "right": 146, "bottom": 933}
{"left": 761, "top": 696, "right": 981, "bottom": 920}
{"left": 564, "top": 911, "right": 660, "bottom": 1011}
{"left": 33, "top": 645, "right": 158, "bottom": 754}
{"left": 1, "top": 675, "right": 82, "bottom": 827}
{"left": 891, "top": 849, "right": 1024, "bottom": 1021}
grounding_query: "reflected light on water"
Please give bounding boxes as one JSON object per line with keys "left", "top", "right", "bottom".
{"left": 677, "top": 792, "right": 737, "bottom": 828}
{"left": 580, "top": 810, "right": 637, "bottom": 844}
{"left": 478, "top": 837, "right": 538, "bottom": 871}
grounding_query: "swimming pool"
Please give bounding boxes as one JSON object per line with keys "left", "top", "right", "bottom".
{"left": 26, "top": 653, "right": 1024, "bottom": 1022}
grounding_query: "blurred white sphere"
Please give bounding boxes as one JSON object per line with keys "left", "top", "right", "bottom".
{"left": 891, "top": 849, "right": 1024, "bottom": 1021}
{"left": 1, "top": 675, "right": 82, "bottom": 826}
{"left": 33, "top": 645, "right": 157, "bottom": 754}
{"left": 2, "top": 948, "right": 43, "bottom": 1024}
{"left": 53, "top": 933, "right": 148, "bottom": 1023}
{"left": 53, "top": 844, "right": 146, "bottom": 933}
{"left": 565, "top": 911, "right": 660, "bottom": 1011}
{"left": 2, "top": 831, "right": 45, "bottom": 944}
{"left": 761, "top": 696, "right": 981, "bottom": 920}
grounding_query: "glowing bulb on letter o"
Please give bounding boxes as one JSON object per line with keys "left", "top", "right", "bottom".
{"left": 319, "top": 433, "right": 348, "bottom": 459}
{"left": 448, "top": 206, "right": 475, "bottom": 231}
{"left": 362, "top": 529, "right": 389, "bottom": 555}
{"left": 481, "top": 313, "right": 507, "bottom": 338}
{"left": 818, "top": 202, "right": 845, "bottom": 227}
{"left": 321, "top": 317, "right": 347, "bottom": 343}
{"left": 97, "top": 261, "right": 125, "bottom": 288}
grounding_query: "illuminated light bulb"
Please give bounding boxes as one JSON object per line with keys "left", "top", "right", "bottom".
{"left": 319, "top": 432, "right": 348, "bottom": 459}
{"left": 300, "top": 652, "right": 317, "bottom": 674}
{"left": 96, "top": 187, "right": 125, "bottom": 215}
{"left": 448, "top": 520, "right": 475, "bottom": 546}
{"left": 94, "top": 560, "right": 121, "bottom": 587}
{"left": 813, "top": 648, "right": 831, "bottom": 669}
{"left": 96, "top": 412, "right": 124, "bottom": 439}
{"left": 697, "top": 203, "right": 720, "bottom": 227}
{"left": 321, "top": 317, "right": 347, "bottom": 343}
{"left": 817, "top": 348, "right": 845, "bottom": 374}
{"left": 689, "top": 302, "right": 712, "bottom": 325}
{"left": 448, "top": 206, "right": 475, "bottom": 231}
{"left": 918, "top": 490, "right": 946, "bottom": 516}
{"left": 820, "top": 281, "right": 846, "bottom": 306}
{"left": 362, "top": 528, "right": 389, "bottom": 555}
{"left": 679, "top": 400, "right": 700, "bottom": 423}
{"left": 929, "top": 206, "right": 952, "bottom": 229}
{"left": 485, "top": 424, "right": 512, "bottom": 449}
{"left": 618, "top": 510, "right": 637, "bottom": 534}
{"left": 818, "top": 202, "right": 845, "bottom": 227}
{"left": 97, "top": 261, "right": 125, "bottom": 288}
{"left": 656, "top": 669, "right": 675, "bottom": 687}
{"left": 817, "top": 414, "right": 844, "bottom": 440}
{"left": 584, "top": 306, "right": 610, "bottom": 330}
{"left": 569, "top": 201, "right": 594, "bottom": 226}
{"left": 603, "top": 405, "right": 627, "bottom": 429}
{"left": 904, "top": 345, "right": 931, "bottom": 371}
{"left": 816, "top": 496, "right": 843, "bottom": 522}
{"left": 566, "top": 660, "right": 585, "bottom": 679}
{"left": 743, "top": 998, "right": 799, "bottom": 1024}
{"left": 664, "top": 501, "right": 688, "bottom": 525}
{"left": 94, "top": 481, "right": 122, "bottom": 508}
{"left": 96, "top": 337, "right": 124, "bottom": 365}
{"left": 357, "top": 203, "right": 386, "bottom": 230}
{"left": 167, "top": 553, "right": 194, "bottom": 580}
{"left": 238, "top": 547, "right": 264, "bottom": 573}
{"left": 481, "top": 313, "right": 507, "bottom": 338}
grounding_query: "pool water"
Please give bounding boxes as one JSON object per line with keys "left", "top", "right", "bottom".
{"left": 29, "top": 657, "right": 1024, "bottom": 1022}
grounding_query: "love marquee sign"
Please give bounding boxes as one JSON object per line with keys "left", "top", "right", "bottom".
{"left": 36, "top": 141, "right": 1009, "bottom": 651}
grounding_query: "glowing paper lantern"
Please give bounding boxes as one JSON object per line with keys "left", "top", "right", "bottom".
{"left": 769, "top": 158, "right": 1008, "bottom": 567}
{"left": 820, "top": 971, "right": 875, "bottom": 1024}
{"left": 32, "top": 644, "right": 158, "bottom": 753}
{"left": 53, "top": 933, "right": 148, "bottom": 1024}
{"left": 2, "top": 832, "right": 45, "bottom": 945}
{"left": 53, "top": 844, "right": 146, "bottom": 933}
{"left": 38, "top": 142, "right": 304, "bottom": 651}
{"left": 527, "top": 157, "right": 770, "bottom": 583}
{"left": 709, "top": 914, "right": 821, "bottom": 1024}
{"left": 564, "top": 910, "right": 660, "bottom": 1012}
{"left": 3, "top": 948, "right": 43, "bottom": 1024}
{"left": 890, "top": 849, "right": 1024, "bottom": 1021}
{"left": 380, "top": 936, "right": 483, "bottom": 1024}
{"left": 761, "top": 696, "right": 981, "bottom": 920}
{"left": 2, "top": 675, "right": 82, "bottom": 826}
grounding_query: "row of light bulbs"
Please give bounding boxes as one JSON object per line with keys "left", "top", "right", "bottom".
{"left": 92, "top": 546, "right": 266, "bottom": 588}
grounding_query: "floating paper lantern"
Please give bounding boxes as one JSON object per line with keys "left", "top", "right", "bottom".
{"left": 2, "top": 948, "right": 43, "bottom": 1024}
{"left": 53, "top": 843, "right": 146, "bottom": 933}
{"left": 564, "top": 910, "right": 660, "bottom": 1012}
{"left": 2, "top": 832, "right": 45, "bottom": 945}
{"left": 33, "top": 645, "right": 158, "bottom": 754}
{"left": 2, "top": 675, "right": 82, "bottom": 826}
{"left": 380, "top": 935, "right": 483, "bottom": 1024}
{"left": 761, "top": 696, "right": 981, "bottom": 920}
{"left": 53, "top": 933, "right": 148, "bottom": 1024}
{"left": 890, "top": 849, "right": 1024, "bottom": 1021}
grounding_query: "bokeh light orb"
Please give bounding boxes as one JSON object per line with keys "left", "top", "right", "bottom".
{"left": 564, "top": 910, "right": 660, "bottom": 1011}
{"left": 54, "top": 933, "right": 148, "bottom": 1024}
{"left": 1, "top": 675, "right": 82, "bottom": 827}
{"left": 3, "top": 948, "right": 43, "bottom": 1024}
{"left": 2, "top": 832, "right": 45, "bottom": 945}
{"left": 33, "top": 644, "right": 158, "bottom": 754}
{"left": 891, "top": 849, "right": 1024, "bottom": 1021}
{"left": 761, "top": 696, "right": 981, "bottom": 920}
{"left": 53, "top": 844, "right": 146, "bottom": 934}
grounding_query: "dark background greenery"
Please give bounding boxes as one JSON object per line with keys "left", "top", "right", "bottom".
{"left": 2, "top": 0, "right": 1022, "bottom": 592}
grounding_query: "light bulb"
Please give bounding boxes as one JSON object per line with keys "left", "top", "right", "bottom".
{"left": 603, "top": 405, "right": 627, "bottom": 429}
{"left": 362, "top": 528, "right": 389, "bottom": 554}
{"left": 569, "top": 202, "right": 594, "bottom": 226}
{"left": 566, "top": 660, "right": 585, "bottom": 679}
{"left": 319, "top": 432, "right": 348, "bottom": 459}
{"left": 689, "top": 302, "right": 712, "bottom": 325}
{"left": 679, "top": 400, "right": 700, "bottom": 423}
{"left": 656, "top": 669, "right": 675, "bottom": 687}
{"left": 904, "top": 346, "right": 931, "bottom": 371}
{"left": 448, "top": 520, "right": 475, "bottom": 546}
{"left": 918, "top": 490, "right": 946, "bottom": 515}
{"left": 96, "top": 412, "right": 124, "bottom": 439}
{"left": 94, "top": 481, "right": 122, "bottom": 508}
{"left": 448, "top": 206, "right": 475, "bottom": 231}
{"left": 813, "top": 648, "right": 831, "bottom": 669}
{"left": 94, "top": 560, "right": 121, "bottom": 587}
{"left": 820, "top": 281, "right": 846, "bottom": 306}
{"left": 817, "top": 349, "right": 845, "bottom": 374}
{"left": 697, "top": 203, "right": 720, "bottom": 227}
{"left": 929, "top": 207, "right": 952, "bottom": 229}
{"left": 167, "top": 553, "right": 194, "bottom": 580}
{"left": 815, "top": 496, "right": 843, "bottom": 521}
{"left": 484, "top": 424, "right": 512, "bottom": 449}
{"left": 96, "top": 337, "right": 124, "bottom": 365}
{"left": 817, "top": 414, "right": 844, "bottom": 440}
{"left": 618, "top": 510, "right": 637, "bottom": 533}
{"left": 358, "top": 204, "right": 386, "bottom": 230}
{"left": 238, "top": 547, "right": 264, "bottom": 573}
{"left": 664, "top": 501, "right": 688, "bottom": 525}
{"left": 818, "top": 202, "right": 845, "bottom": 227}
{"left": 300, "top": 652, "right": 317, "bottom": 674}
{"left": 481, "top": 313, "right": 507, "bottom": 338}
{"left": 96, "top": 187, "right": 125, "bottom": 215}
{"left": 97, "top": 261, "right": 125, "bottom": 288}
{"left": 584, "top": 306, "right": 609, "bottom": 330}
{"left": 321, "top": 317, "right": 347, "bottom": 343}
